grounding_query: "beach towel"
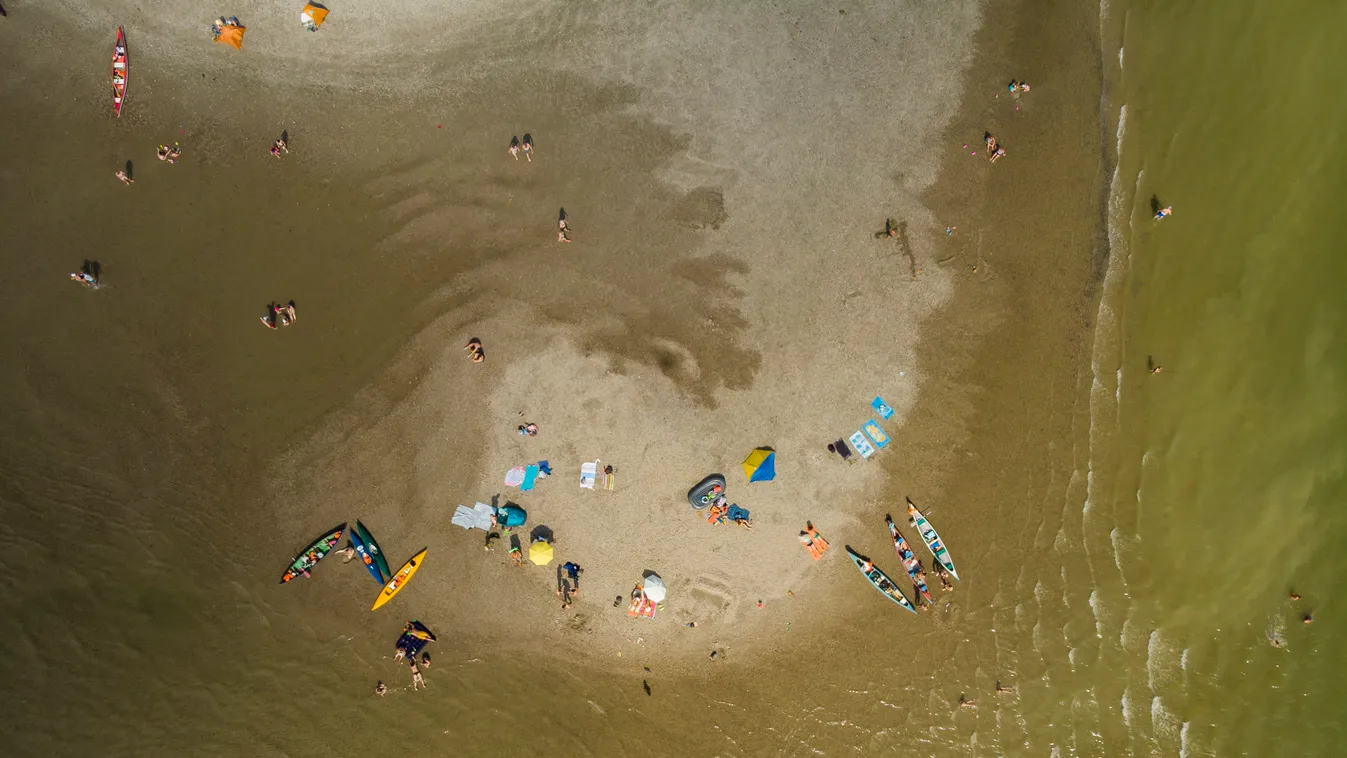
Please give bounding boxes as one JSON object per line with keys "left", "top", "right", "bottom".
{"left": 833, "top": 438, "right": 854, "bottom": 461}
{"left": 603, "top": 469, "right": 615, "bottom": 490}
{"left": 863, "top": 420, "right": 890, "bottom": 448}
{"left": 580, "top": 460, "right": 597, "bottom": 489}
{"left": 504, "top": 466, "right": 526, "bottom": 487}
{"left": 872, "top": 396, "right": 894, "bottom": 420}
{"left": 849, "top": 431, "right": 877, "bottom": 458}
{"left": 451, "top": 502, "right": 495, "bottom": 531}
{"left": 521, "top": 465, "right": 540, "bottom": 492}
{"left": 627, "top": 596, "right": 658, "bottom": 618}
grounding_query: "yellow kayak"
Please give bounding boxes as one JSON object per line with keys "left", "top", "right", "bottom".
{"left": 371, "top": 548, "right": 427, "bottom": 611}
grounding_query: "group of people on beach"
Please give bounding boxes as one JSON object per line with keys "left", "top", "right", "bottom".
{"left": 261, "top": 301, "right": 297, "bottom": 329}
{"left": 557, "top": 561, "right": 583, "bottom": 609}
{"left": 507, "top": 134, "right": 535, "bottom": 161}
{"left": 983, "top": 132, "right": 1007, "bottom": 163}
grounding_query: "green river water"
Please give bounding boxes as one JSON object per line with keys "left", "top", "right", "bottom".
{"left": 1090, "top": 0, "right": 1347, "bottom": 753}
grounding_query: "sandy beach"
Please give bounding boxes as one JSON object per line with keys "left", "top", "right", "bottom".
{"left": 0, "top": 0, "right": 1121, "bottom": 753}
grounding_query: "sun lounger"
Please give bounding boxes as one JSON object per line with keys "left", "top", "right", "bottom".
{"left": 580, "top": 460, "right": 598, "bottom": 489}
{"left": 849, "top": 431, "right": 877, "bottom": 458}
{"left": 521, "top": 465, "right": 540, "bottom": 492}
{"left": 863, "top": 420, "right": 890, "bottom": 448}
{"left": 872, "top": 396, "right": 894, "bottom": 420}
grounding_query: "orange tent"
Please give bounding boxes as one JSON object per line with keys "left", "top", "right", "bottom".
{"left": 300, "top": 3, "right": 329, "bottom": 31}
{"left": 215, "top": 24, "right": 246, "bottom": 49}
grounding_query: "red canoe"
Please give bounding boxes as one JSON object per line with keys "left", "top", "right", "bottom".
{"left": 112, "top": 27, "right": 128, "bottom": 117}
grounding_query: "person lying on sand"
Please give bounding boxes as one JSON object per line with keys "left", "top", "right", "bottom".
{"left": 508, "top": 136, "right": 521, "bottom": 160}
{"left": 522, "top": 134, "right": 533, "bottom": 161}
{"left": 990, "top": 146, "right": 1007, "bottom": 163}
{"left": 114, "top": 170, "right": 133, "bottom": 185}
{"left": 410, "top": 662, "right": 425, "bottom": 690}
{"left": 984, "top": 131, "right": 998, "bottom": 151}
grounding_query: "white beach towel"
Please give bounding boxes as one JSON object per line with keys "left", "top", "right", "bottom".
{"left": 849, "top": 431, "right": 877, "bottom": 459}
{"left": 580, "top": 460, "right": 598, "bottom": 489}
{"left": 452, "top": 502, "right": 495, "bottom": 531}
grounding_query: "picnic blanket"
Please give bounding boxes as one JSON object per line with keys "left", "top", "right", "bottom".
{"left": 580, "top": 460, "right": 598, "bottom": 489}
{"left": 451, "top": 502, "right": 496, "bottom": 531}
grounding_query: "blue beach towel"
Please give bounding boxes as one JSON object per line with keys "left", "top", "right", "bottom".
{"left": 521, "top": 465, "right": 540, "bottom": 492}
{"left": 849, "top": 431, "right": 877, "bottom": 458}
{"left": 863, "top": 420, "right": 890, "bottom": 448}
{"left": 872, "top": 396, "right": 894, "bottom": 420}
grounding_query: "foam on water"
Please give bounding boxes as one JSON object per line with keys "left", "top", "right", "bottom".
{"left": 1087, "top": 589, "right": 1104, "bottom": 638}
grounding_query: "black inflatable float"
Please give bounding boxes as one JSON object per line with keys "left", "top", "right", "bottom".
{"left": 687, "top": 474, "right": 727, "bottom": 510}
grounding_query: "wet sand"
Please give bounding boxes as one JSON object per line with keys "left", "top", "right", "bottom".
{"left": 0, "top": 0, "right": 1114, "bottom": 753}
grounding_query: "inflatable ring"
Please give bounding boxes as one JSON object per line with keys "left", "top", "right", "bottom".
{"left": 687, "top": 474, "right": 727, "bottom": 510}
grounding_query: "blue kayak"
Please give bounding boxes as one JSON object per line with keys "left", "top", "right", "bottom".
{"left": 348, "top": 528, "right": 386, "bottom": 585}
{"left": 355, "top": 520, "right": 392, "bottom": 582}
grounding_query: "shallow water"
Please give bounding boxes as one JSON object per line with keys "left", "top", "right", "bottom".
{"left": 4, "top": 1, "right": 1343, "bottom": 755}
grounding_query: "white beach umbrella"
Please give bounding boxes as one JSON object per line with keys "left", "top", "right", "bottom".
{"left": 642, "top": 575, "right": 667, "bottom": 603}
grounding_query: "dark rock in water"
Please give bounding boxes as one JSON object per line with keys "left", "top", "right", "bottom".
{"left": 642, "top": 679, "right": 652, "bottom": 696}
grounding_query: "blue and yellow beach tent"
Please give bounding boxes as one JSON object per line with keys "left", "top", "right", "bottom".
{"left": 742, "top": 448, "right": 776, "bottom": 483}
